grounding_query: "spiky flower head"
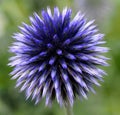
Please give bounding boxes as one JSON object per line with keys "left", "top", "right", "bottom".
{"left": 9, "top": 7, "right": 109, "bottom": 106}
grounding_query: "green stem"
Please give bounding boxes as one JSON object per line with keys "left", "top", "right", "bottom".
{"left": 65, "top": 103, "right": 74, "bottom": 115}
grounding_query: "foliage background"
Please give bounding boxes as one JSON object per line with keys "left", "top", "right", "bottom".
{"left": 0, "top": 0, "right": 120, "bottom": 115}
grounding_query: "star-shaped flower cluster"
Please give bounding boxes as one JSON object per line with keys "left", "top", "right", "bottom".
{"left": 9, "top": 7, "right": 109, "bottom": 106}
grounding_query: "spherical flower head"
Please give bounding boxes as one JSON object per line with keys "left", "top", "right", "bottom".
{"left": 9, "top": 7, "right": 109, "bottom": 106}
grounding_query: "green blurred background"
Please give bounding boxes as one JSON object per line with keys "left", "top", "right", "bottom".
{"left": 0, "top": 0, "right": 120, "bottom": 115}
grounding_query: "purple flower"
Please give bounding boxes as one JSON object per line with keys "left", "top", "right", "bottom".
{"left": 9, "top": 7, "right": 109, "bottom": 106}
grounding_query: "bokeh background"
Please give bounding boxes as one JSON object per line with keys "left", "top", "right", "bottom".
{"left": 0, "top": 0, "right": 120, "bottom": 115}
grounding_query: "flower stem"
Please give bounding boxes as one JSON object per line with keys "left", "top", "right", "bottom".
{"left": 65, "top": 103, "right": 74, "bottom": 115}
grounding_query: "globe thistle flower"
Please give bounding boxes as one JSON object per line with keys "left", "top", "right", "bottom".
{"left": 9, "top": 7, "right": 109, "bottom": 106}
